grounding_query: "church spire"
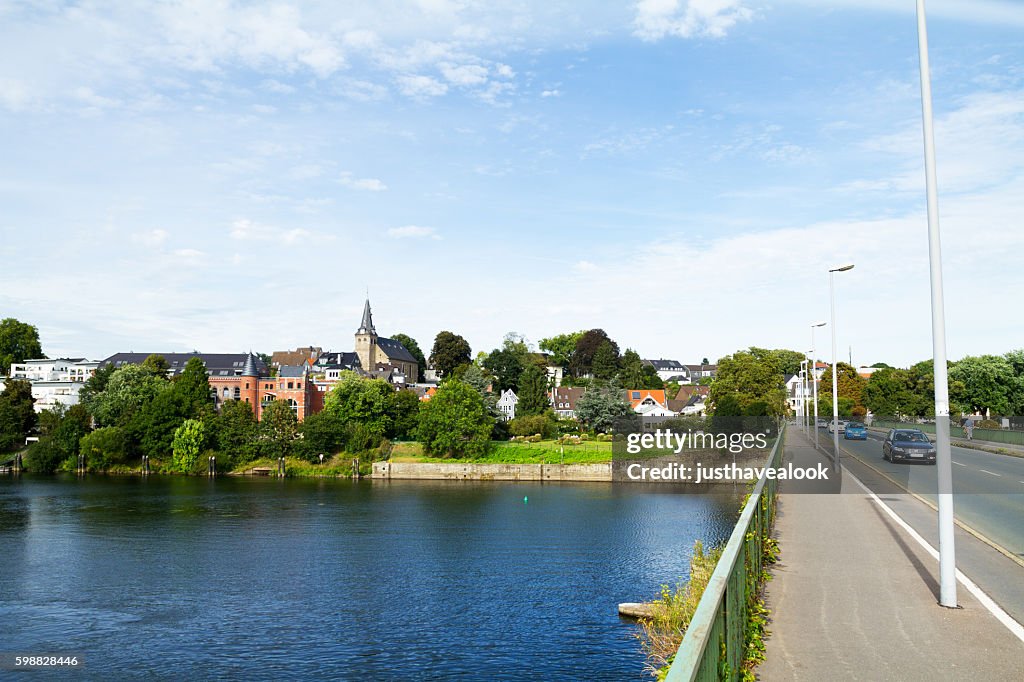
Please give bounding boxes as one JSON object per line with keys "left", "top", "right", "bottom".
{"left": 357, "top": 298, "right": 376, "bottom": 335}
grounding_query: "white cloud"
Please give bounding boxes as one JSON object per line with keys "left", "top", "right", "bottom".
{"left": 387, "top": 225, "right": 441, "bottom": 239}
{"left": 633, "top": 0, "right": 754, "bottom": 41}
{"left": 0, "top": 78, "right": 33, "bottom": 111}
{"left": 573, "top": 260, "right": 599, "bottom": 272}
{"left": 339, "top": 172, "right": 388, "bottom": 191}
{"left": 541, "top": 89, "right": 561, "bottom": 97}
{"left": 440, "top": 62, "right": 489, "bottom": 86}
{"left": 229, "top": 218, "right": 310, "bottom": 245}
{"left": 396, "top": 74, "right": 449, "bottom": 98}
{"left": 131, "top": 229, "right": 169, "bottom": 246}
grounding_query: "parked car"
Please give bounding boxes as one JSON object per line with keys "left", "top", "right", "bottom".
{"left": 882, "top": 429, "right": 936, "bottom": 464}
{"left": 817, "top": 418, "right": 829, "bottom": 429}
{"left": 844, "top": 421, "right": 867, "bottom": 440}
{"left": 828, "top": 420, "right": 849, "bottom": 434}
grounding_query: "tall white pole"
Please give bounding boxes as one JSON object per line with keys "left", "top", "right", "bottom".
{"left": 916, "top": 0, "right": 956, "bottom": 608}
{"left": 830, "top": 272, "right": 840, "bottom": 467}
{"left": 811, "top": 325, "right": 822, "bottom": 450}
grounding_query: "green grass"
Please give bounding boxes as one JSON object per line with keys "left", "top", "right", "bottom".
{"left": 394, "top": 439, "right": 613, "bottom": 464}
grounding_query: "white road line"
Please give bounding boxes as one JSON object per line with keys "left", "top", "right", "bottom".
{"left": 979, "top": 469, "right": 1001, "bottom": 477}
{"left": 953, "top": 461, "right": 966, "bottom": 467}
{"left": 845, "top": 466, "right": 1024, "bottom": 645}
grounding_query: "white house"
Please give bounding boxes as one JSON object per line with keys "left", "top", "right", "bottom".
{"left": 497, "top": 389, "right": 518, "bottom": 421}
{"left": 644, "top": 359, "right": 688, "bottom": 383}
{"left": 3, "top": 358, "right": 100, "bottom": 413}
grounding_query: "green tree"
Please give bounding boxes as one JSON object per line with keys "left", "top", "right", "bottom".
{"left": 171, "top": 419, "right": 206, "bottom": 472}
{"left": 570, "top": 329, "right": 619, "bottom": 378}
{"left": 430, "top": 331, "right": 472, "bottom": 378}
{"left": 325, "top": 372, "right": 393, "bottom": 438}
{"left": 142, "top": 354, "right": 171, "bottom": 376}
{"left": 391, "top": 333, "right": 427, "bottom": 381}
{"left": 0, "top": 379, "right": 36, "bottom": 451}
{"left": 591, "top": 340, "right": 620, "bottom": 381}
{"left": 863, "top": 367, "right": 914, "bottom": 417}
{"left": 386, "top": 389, "right": 422, "bottom": 440}
{"left": 818, "top": 362, "right": 867, "bottom": 410}
{"left": 90, "top": 363, "right": 168, "bottom": 427}
{"left": 618, "top": 349, "right": 646, "bottom": 388}
{"left": 949, "top": 354, "right": 1019, "bottom": 417}
{"left": 211, "top": 399, "right": 258, "bottom": 462}
{"left": 258, "top": 400, "right": 299, "bottom": 459}
{"left": 174, "top": 357, "right": 215, "bottom": 416}
{"left": 0, "top": 318, "right": 44, "bottom": 375}
{"left": 516, "top": 364, "right": 550, "bottom": 417}
{"left": 296, "top": 409, "right": 346, "bottom": 461}
{"left": 575, "top": 386, "right": 634, "bottom": 433}
{"left": 482, "top": 347, "right": 525, "bottom": 392}
{"left": 539, "top": 331, "right": 585, "bottom": 368}
{"left": 78, "top": 426, "right": 129, "bottom": 470}
{"left": 417, "top": 379, "right": 493, "bottom": 458}
{"left": 707, "top": 349, "right": 787, "bottom": 417}
{"left": 80, "top": 362, "right": 116, "bottom": 414}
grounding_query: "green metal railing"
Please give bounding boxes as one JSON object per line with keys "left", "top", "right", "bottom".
{"left": 664, "top": 423, "right": 784, "bottom": 682}
{"left": 871, "top": 419, "right": 1024, "bottom": 447}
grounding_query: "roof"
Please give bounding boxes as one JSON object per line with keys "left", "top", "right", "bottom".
{"left": 644, "top": 358, "right": 685, "bottom": 370}
{"left": 101, "top": 352, "right": 268, "bottom": 377}
{"left": 376, "top": 336, "right": 418, "bottom": 365}
{"left": 674, "top": 385, "right": 709, "bottom": 402}
{"left": 271, "top": 347, "right": 322, "bottom": 367}
{"left": 357, "top": 298, "right": 376, "bottom": 335}
{"left": 277, "top": 364, "right": 307, "bottom": 378}
{"left": 626, "top": 389, "right": 667, "bottom": 409}
{"left": 314, "top": 351, "right": 362, "bottom": 369}
{"left": 551, "top": 386, "right": 586, "bottom": 410}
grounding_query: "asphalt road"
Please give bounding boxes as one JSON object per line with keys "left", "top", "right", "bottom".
{"left": 830, "top": 427, "right": 1024, "bottom": 563}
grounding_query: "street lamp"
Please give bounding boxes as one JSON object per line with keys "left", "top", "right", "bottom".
{"left": 811, "top": 322, "right": 827, "bottom": 450}
{"left": 916, "top": 0, "right": 956, "bottom": 608}
{"left": 829, "top": 264, "right": 854, "bottom": 467}
{"left": 799, "top": 360, "right": 807, "bottom": 432}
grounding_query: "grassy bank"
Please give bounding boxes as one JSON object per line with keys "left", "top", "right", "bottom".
{"left": 390, "top": 439, "right": 613, "bottom": 464}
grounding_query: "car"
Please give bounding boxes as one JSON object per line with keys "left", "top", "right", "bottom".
{"left": 882, "top": 429, "right": 936, "bottom": 464}
{"left": 844, "top": 421, "right": 867, "bottom": 440}
{"left": 817, "top": 418, "right": 829, "bottom": 429}
{"left": 828, "top": 420, "right": 850, "bottom": 434}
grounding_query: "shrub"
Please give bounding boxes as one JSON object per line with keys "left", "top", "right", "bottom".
{"left": 79, "top": 426, "right": 129, "bottom": 470}
{"left": 509, "top": 413, "right": 556, "bottom": 439}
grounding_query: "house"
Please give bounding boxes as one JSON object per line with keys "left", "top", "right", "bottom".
{"left": 353, "top": 299, "right": 419, "bottom": 384}
{"left": 644, "top": 359, "right": 688, "bottom": 383}
{"left": 551, "top": 386, "right": 586, "bottom": 419}
{"left": 2, "top": 357, "right": 100, "bottom": 413}
{"left": 418, "top": 386, "right": 438, "bottom": 402}
{"left": 674, "top": 384, "right": 710, "bottom": 403}
{"left": 270, "top": 346, "right": 322, "bottom": 368}
{"left": 497, "top": 389, "right": 518, "bottom": 421}
{"left": 785, "top": 373, "right": 810, "bottom": 416}
{"left": 626, "top": 389, "right": 675, "bottom": 416}
{"left": 684, "top": 363, "right": 717, "bottom": 383}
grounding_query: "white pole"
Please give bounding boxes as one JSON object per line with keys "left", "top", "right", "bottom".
{"left": 830, "top": 272, "right": 840, "bottom": 467}
{"left": 916, "top": 0, "right": 957, "bottom": 608}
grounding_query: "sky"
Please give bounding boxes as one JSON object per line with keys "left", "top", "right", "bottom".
{"left": 1, "top": 0, "right": 1022, "bottom": 369}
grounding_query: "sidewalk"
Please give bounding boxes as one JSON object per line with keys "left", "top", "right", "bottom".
{"left": 759, "top": 429, "right": 1024, "bottom": 680}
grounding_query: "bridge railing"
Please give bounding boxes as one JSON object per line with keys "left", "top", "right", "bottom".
{"left": 663, "top": 422, "right": 784, "bottom": 682}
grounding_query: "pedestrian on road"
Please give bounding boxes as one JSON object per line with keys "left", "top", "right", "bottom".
{"left": 964, "top": 418, "right": 974, "bottom": 441}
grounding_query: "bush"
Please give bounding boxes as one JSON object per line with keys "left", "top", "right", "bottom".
{"left": 976, "top": 419, "right": 1000, "bottom": 429}
{"left": 509, "top": 413, "right": 556, "bottom": 439}
{"left": 78, "top": 426, "right": 129, "bottom": 470}
{"left": 344, "top": 422, "right": 384, "bottom": 454}
{"left": 24, "top": 439, "right": 66, "bottom": 474}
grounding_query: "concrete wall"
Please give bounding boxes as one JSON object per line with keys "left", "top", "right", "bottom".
{"left": 372, "top": 461, "right": 613, "bottom": 482}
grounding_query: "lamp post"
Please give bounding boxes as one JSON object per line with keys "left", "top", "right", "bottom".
{"left": 811, "top": 322, "right": 826, "bottom": 450}
{"left": 829, "top": 264, "right": 854, "bottom": 467}
{"left": 798, "top": 360, "right": 807, "bottom": 432}
{"left": 916, "top": 0, "right": 956, "bottom": 608}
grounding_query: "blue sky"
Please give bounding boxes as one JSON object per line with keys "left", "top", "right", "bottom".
{"left": 1, "top": 0, "right": 1022, "bottom": 368}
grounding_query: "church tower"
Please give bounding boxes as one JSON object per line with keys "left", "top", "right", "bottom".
{"left": 354, "top": 298, "right": 377, "bottom": 370}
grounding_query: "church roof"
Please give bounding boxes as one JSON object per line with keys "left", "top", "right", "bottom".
{"left": 357, "top": 298, "right": 376, "bottom": 335}
{"left": 377, "top": 336, "right": 418, "bottom": 364}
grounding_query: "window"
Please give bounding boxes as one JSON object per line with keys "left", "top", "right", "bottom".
{"left": 632, "top": 391, "right": 641, "bottom": 399}
{"left": 287, "top": 398, "right": 298, "bottom": 414}
{"left": 222, "top": 388, "right": 229, "bottom": 397}
{"left": 288, "top": 382, "right": 294, "bottom": 389}
{"left": 233, "top": 388, "right": 240, "bottom": 399}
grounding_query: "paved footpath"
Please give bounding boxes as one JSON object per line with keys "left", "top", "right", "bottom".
{"left": 759, "top": 428, "right": 1024, "bottom": 680}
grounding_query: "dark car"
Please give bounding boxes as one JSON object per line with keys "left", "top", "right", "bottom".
{"left": 882, "top": 429, "right": 936, "bottom": 464}
{"left": 844, "top": 421, "right": 867, "bottom": 440}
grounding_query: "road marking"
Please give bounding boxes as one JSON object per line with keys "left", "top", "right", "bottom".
{"left": 952, "top": 461, "right": 966, "bottom": 467}
{"left": 979, "top": 469, "right": 1001, "bottom": 477}
{"left": 845, "top": 466, "right": 1024, "bottom": 645}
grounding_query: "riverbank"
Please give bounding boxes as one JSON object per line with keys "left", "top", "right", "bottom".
{"left": 373, "top": 460, "right": 614, "bottom": 481}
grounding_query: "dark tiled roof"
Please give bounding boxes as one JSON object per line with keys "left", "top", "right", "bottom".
{"left": 357, "top": 299, "right": 375, "bottom": 335}
{"left": 314, "top": 351, "right": 362, "bottom": 369}
{"left": 101, "top": 352, "right": 268, "bottom": 377}
{"left": 277, "top": 365, "right": 307, "bottom": 378}
{"left": 645, "top": 358, "right": 684, "bottom": 370}
{"left": 376, "top": 336, "right": 417, "bottom": 365}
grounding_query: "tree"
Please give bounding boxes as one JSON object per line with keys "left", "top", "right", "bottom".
{"left": 863, "top": 367, "right": 914, "bottom": 417}
{"left": 391, "top": 333, "right": 427, "bottom": 382}
{"left": 387, "top": 389, "right": 422, "bottom": 440}
{"left": 296, "top": 410, "right": 346, "bottom": 461}
{"left": 171, "top": 419, "right": 206, "bottom": 472}
{"left": 142, "top": 354, "right": 171, "bottom": 377}
{"left": 80, "top": 362, "right": 116, "bottom": 414}
{"left": 516, "top": 364, "right": 550, "bottom": 417}
{"left": 539, "top": 331, "right": 584, "bottom": 369}
{"left": 818, "top": 362, "right": 867, "bottom": 411}
{"left": 949, "top": 355, "right": 1019, "bottom": 417}
{"left": 570, "top": 329, "right": 619, "bottom": 378}
{"left": 575, "top": 386, "right": 634, "bottom": 433}
{"left": 90, "top": 363, "right": 168, "bottom": 427}
{"left": 618, "top": 349, "right": 646, "bottom": 388}
{"left": 324, "top": 372, "right": 393, "bottom": 438}
{"left": 78, "top": 426, "right": 128, "bottom": 470}
{"left": 0, "top": 379, "right": 36, "bottom": 451}
{"left": 707, "top": 349, "right": 787, "bottom": 417}
{"left": 417, "top": 379, "right": 493, "bottom": 458}
{"left": 211, "top": 399, "right": 258, "bottom": 462}
{"left": 259, "top": 400, "right": 298, "bottom": 459}
{"left": 174, "top": 357, "right": 215, "bottom": 416}
{"left": 0, "top": 318, "right": 44, "bottom": 375}
{"left": 430, "top": 331, "right": 472, "bottom": 378}
{"left": 591, "top": 340, "right": 620, "bottom": 381}
{"left": 482, "top": 347, "right": 525, "bottom": 393}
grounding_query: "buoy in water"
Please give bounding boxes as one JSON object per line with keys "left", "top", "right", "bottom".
{"left": 523, "top": 496, "right": 528, "bottom": 503}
